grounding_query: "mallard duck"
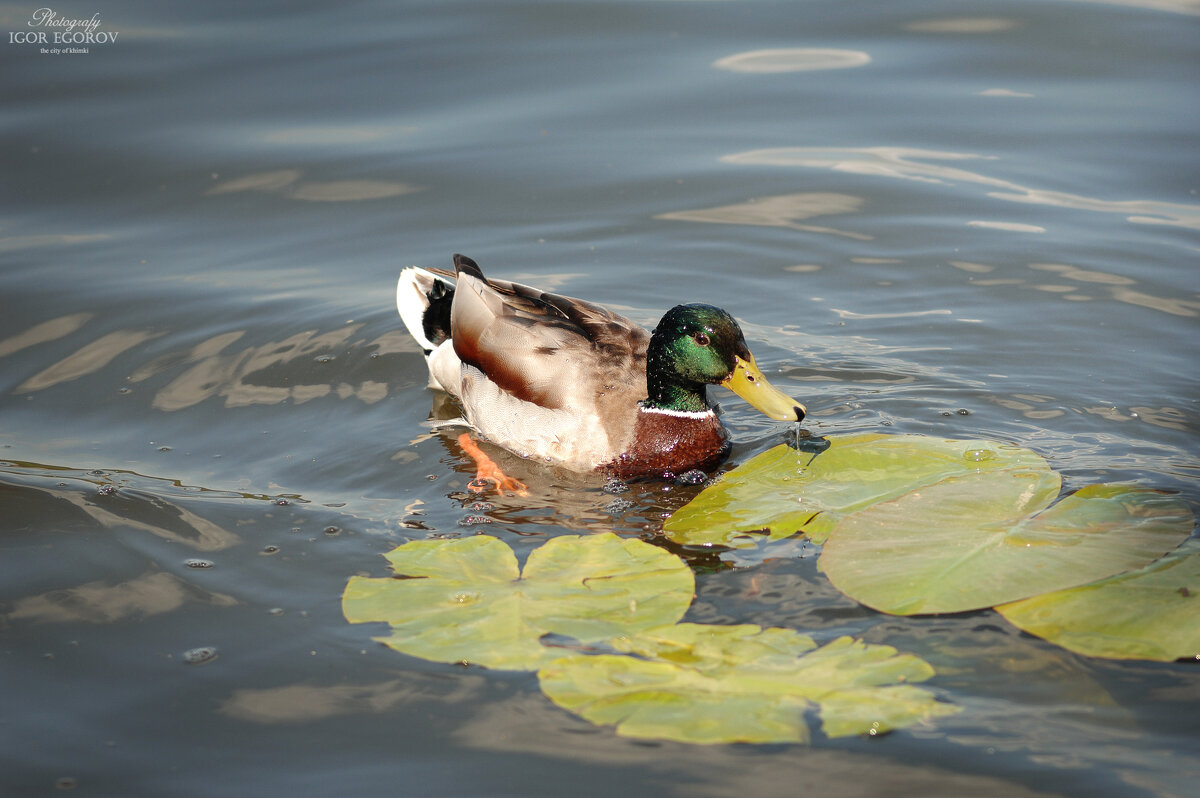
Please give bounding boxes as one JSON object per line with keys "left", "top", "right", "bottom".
{"left": 397, "top": 254, "right": 805, "bottom": 481}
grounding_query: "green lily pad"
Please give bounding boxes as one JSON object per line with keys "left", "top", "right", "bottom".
{"left": 820, "top": 482, "right": 1195, "bottom": 615}
{"left": 342, "top": 534, "right": 694, "bottom": 671}
{"left": 996, "top": 538, "right": 1200, "bottom": 661}
{"left": 663, "top": 434, "right": 1056, "bottom": 547}
{"left": 538, "top": 623, "right": 957, "bottom": 744}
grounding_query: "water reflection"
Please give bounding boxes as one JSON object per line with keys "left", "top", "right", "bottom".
{"left": 904, "top": 17, "right": 1020, "bottom": 33}
{"left": 0, "top": 312, "right": 93, "bottom": 358}
{"left": 15, "top": 329, "right": 162, "bottom": 393}
{"left": 207, "top": 169, "right": 422, "bottom": 202}
{"left": 1, "top": 460, "right": 243, "bottom": 551}
{"left": 976, "top": 89, "right": 1035, "bottom": 98}
{"left": 656, "top": 192, "right": 871, "bottom": 240}
{"left": 450, "top": 689, "right": 1052, "bottom": 798}
{"left": 713, "top": 48, "right": 871, "bottom": 73}
{"left": 966, "top": 220, "right": 1044, "bottom": 232}
{"left": 6, "top": 571, "right": 237, "bottom": 625}
{"left": 222, "top": 675, "right": 486, "bottom": 723}
{"left": 260, "top": 124, "right": 418, "bottom": 146}
{"left": 949, "top": 259, "right": 1200, "bottom": 318}
{"left": 0, "top": 233, "right": 110, "bottom": 252}
{"left": 721, "top": 147, "right": 1200, "bottom": 230}
{"left": 1061, "top": 0, "right": 1200, "bottom": 16}
{"left": 131, "top": 325, "right": 407, "bottom": 411}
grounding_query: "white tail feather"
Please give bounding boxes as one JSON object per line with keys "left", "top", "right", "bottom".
{"left": 396, "top": 267, "right": 452, "bottom": 353}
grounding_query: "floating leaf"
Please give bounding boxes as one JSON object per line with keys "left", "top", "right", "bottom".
{"left": 341, "top": 534, "right": 694, "bottom": 671}
{"left": 663, "top": 434, "right": 1056, "bottom": 547}
{"left": 538, "top": 623, "right": 957, "bottom": 744}
{"left": 996, "top": 539, "right": 1200, "bottom": 661}
{"left": 821, "top": 482, "right": 1195, "bottom": 615}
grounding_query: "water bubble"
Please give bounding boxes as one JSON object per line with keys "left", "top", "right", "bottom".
{"left": 314, "top": 354, "right": 334, "bottom": 363}
{"left": 260, "top": 545, "right": 280, "bottom": 555}
{"left": 97, "top": 485, "right": 117, "bottom": 496}
{"left": 604, "top": 498, "right": 634, "bottom": 515}
{"left": 323, "top": 526, "right": 340, "bottom": 536}
{"left": 157, "top": 446, "right": 172, "bottom": 452}
{"left": 458, "top": 515, "right": 493, "bottom": 526}
{"left": 468, "top": 501, "right": 495, "bottom": 512}
{"left": 963, "top": 449, "right": 995, "bottom": 462}
{"left": 184, "top": 558, "right": 214, "bottom": 569}
{"left": 182, "top": 646, "right": 218, "bottom": 665}
{"left": 274, "top": 498, "right": 290, "bottom": 506}
{"left": 268, "top": 608, "right": 284, "bottom": 616}
{"left": 957, "top": 408, "right": 971, "bottom": 416}
{"left": 453, "top": 591, "right": 481, "bottom": 604}
{"left": 675, "top": 469, "right": 708, "bottom": 485}
{"left": 602, "top": 478, "right": 629, "bottom": 494}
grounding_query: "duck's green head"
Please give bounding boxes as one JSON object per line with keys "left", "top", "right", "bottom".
{"left": 645, "top": 303, "right": 806, "bottom": 422}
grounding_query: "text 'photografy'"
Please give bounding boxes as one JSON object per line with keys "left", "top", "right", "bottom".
{"left": 7, "top": 7, "right": 121, "bottom": 48}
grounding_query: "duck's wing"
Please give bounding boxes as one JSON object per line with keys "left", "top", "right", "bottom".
{"left": 446, "top": 254, "right": 650, "bottom": 411}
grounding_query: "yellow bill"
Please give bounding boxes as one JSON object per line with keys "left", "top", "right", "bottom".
{"left": 720, "top": 353, "right": 806, "bottom": 422}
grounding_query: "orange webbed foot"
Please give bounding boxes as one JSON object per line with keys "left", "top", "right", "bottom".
{"left": 457, "top": 433, "right": 529, "bottom": 497}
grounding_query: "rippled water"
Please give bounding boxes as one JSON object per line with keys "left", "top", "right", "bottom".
{"left": 2, "top": 1, "right": 1197, "bottom": 796}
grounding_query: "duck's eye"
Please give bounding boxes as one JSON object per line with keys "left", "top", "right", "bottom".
{"left": 693, "top": 332, "right": 711, "bottom": 347}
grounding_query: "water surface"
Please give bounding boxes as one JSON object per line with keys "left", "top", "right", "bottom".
{"left": 1, "top": 1, "right": 1197, "bottom": 796}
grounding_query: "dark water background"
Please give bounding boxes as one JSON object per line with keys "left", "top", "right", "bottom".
{"left": 1, "top": 1, "right": 1197, "bottom": 796}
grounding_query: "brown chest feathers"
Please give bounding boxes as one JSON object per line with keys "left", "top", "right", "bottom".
{"left": 603, "top": 408, "right": 730, "bottom": 479}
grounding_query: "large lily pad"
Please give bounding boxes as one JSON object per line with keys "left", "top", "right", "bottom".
{"left": 996, "top": 538, "right": 1200, "bottom": 661}
{"left": 342, "top": 534, "right": 694, "bottom": 670}
{"left": 820, "top": 482, "right": 1195, "bottom": 615}
{"left": 538, "top": 623, "right": 957, "bottom": 744}
{"left": 663, "top": 434, "right": 1057, "bottom": 547}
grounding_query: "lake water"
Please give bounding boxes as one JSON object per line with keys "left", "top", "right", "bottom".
{"left": 2, "top": 0, "right": 1198, "bottom": 796}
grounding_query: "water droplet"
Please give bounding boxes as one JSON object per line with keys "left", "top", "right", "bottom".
{"left": 184, "top": 558, "right": 214, "bottom": 569}
{"left": 675, "top": 469, "right": 708, "bottom": 485}
{"left": 458, "top": 515, "right": 493, "bottom": 526}
{"left": 468, "top": 501, "right": 495, "bottom": 512}
{"left": 963, "top": 449, "right": 995, "bottom": 462}
{"left": 97, "top": 485, "right": 117, "bottom": 496}
{"left": 453, "top": 591, "right": 480, "bottom": 604}
{"left": 314, "top": 354, "right": 334, "bottom": 363}
{"left": 323, "top": 526, "right": 340, "bottom": 536}
{"left": 603, "top": 478, "right": 629, "bottom": 494}
{"left": 274, "top": 498, "right": 290, "bottom": 506}
{"left": 957, "top": 408, "right": 971, "bottom": 416}
{"left": 268, "top": 608, "right": 284, "bottom": 616}
{"left": 182, "top": 646, "right": 218, "bottom": 665}
{"left": 260, "top": 545, "right": 280, "bottom": 555}
{"left": 157, "top": 446, "right": 172, "bottom": 452}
